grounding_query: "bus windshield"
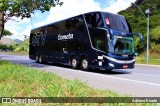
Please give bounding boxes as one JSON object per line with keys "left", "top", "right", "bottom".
{"left": 109, "top": 36, "right": 134, "bottom": 54}
{"left": 103, "top": 13, "right": 130, "bottom": 33}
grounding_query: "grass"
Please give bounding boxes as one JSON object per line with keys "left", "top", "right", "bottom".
{"left": 0, "top": 61, "right": 120, "bottom": 97}
{"left": 136, "top": 52, "right": 160, "bottom": 65}
{"left": 0, "top": 61, "right": 158, "bottom": 106}
{"left": 136, "top": 58, "right": 160, "bottom": 65}
{"left": 0, "top": 51, "right": 28, "bottom": 56}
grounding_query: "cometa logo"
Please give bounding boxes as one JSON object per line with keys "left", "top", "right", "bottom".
{"left": 58, "top": 33, "right": 73, "bottom": 40}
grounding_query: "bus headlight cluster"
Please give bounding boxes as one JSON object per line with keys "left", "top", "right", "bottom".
{"left": 109, "top": 63, "right": 114, "bottom": 67}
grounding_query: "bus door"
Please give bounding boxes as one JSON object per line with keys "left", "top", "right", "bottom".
{"left": 61, "top": 41, "right": 69, "bottom": 64}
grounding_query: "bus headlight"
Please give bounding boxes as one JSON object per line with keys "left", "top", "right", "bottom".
{"left": 109, "top": 63, "right": 114, "bottom": 67}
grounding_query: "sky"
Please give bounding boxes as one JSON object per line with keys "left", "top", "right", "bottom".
{"left": 5, "top": 0, "right": 136, "bottom": 40}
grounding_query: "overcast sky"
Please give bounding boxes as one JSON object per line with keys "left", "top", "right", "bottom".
{"left": 5, "top": 0, "right": 136, "bottom": 40}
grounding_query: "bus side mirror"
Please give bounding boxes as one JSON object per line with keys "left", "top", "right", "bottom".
{"left": 134, "top": 53, "right": 138, "bottom": 56}
{"left": 133, "top": 33, "right": 143, "bottom": 43}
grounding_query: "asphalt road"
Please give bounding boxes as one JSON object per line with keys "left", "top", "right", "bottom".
{"left": 1, "top": 54, "right": 160, "bottom": 97}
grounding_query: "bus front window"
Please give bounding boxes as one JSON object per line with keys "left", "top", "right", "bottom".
{"left": 109, "top": 36, "right": 134, "bottom": 54}
{"left": 103, "top": 13, "right": 130, "bottom": 33}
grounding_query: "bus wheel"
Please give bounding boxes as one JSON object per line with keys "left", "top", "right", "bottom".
{"left": 71, "top": 58, "right": 78, "bottom": 69}
{"left": 35, "top": 55, "right": 39, "bottom": 63}
{"left": 39, "top": 55, "right": 43, "bottom": 63}
{"left": 81, "top": 58, "right": 89, "bottom": 71}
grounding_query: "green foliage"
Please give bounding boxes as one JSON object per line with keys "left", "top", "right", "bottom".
{"left": 119, "top": 0, "right": 160, "bottom": 54}
{"left": 150, "top": 26, "right": 160, "bottom": 41}
{"left": 136, "top": 57, "right": 160, "bottom": 65}
{"left": 3, "top": 29, "right": 13, "bottom": 36}
{"left": 0, "top": 61, "right": 119, "bottom": 103}
{"left": 0, "top": 44, "right": 8, "bottom": 50}
{"left": 0, "top": 0, "right": 61, "bottom": 19}
{"left": 150, "top": 26, "right": 160, "bottom": 52}
{"left": 0, "top": 44, "right": 14, "bottom": 51}
{"left": 13, "top": 38, "right": 29, "bottom": 52}
{"left": 0, "top": 38, "right": 29, "bottom": 52}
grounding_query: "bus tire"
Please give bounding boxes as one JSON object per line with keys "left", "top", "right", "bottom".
{"left": 35, "top": 55, "right": 39, "bottom": 63}
{"left": 39, "top": 55, "right": 43, "bottom": 63}
{"left": 81, "top": 58, "right": 89, "bottom": 71}
{"left": 71, "top": 57, "right": 78, "bottom": 69}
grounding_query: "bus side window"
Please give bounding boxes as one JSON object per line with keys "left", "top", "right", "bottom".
{"left": 89, "top": 28, "right": 108, "bottom": 52}
{"left": 85, "top": 14, "right": 92, "bottom": 27}
{"left": 95, "top": 13, "right": 103, "bottom": 27}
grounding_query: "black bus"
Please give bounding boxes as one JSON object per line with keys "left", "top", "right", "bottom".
{"left": 29, "top": 11, "right": 142, "bottom": 71}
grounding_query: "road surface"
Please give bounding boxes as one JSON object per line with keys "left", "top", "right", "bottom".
{"left": 1, "top": 54, "right": 160, "bottom": 97}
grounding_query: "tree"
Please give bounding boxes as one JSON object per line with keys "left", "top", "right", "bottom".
{"left": 3, "top": 29, "right": 13, "bottom": 36}
{"left": 0, "top": 0, "right": 63, "bottom": 39}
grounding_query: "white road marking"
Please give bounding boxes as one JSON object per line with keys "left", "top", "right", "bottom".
{"left": 67, "top": 69, "right": 160, "bottom": 86}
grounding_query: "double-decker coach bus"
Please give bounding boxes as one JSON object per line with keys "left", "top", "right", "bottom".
{"left": 29, "top": 11, "right": 142, "bottom": 71}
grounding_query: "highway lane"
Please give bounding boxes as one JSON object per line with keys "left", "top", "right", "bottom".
{"left": 0, "top": 54, "right": 160, "bottom": 97}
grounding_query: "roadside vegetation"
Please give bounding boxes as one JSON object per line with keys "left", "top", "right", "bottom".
{"left": 136, "top": 58, "right": 160, "bottom": 65}
{"left": 13, "top": 38, "right": 29, "bottom": 52}
{"left": 119, "top": 0, "right": 160, "bottom": 58}
{"left": 0, "top": 38, "right": 29, "bottom": 53}
{"left": 136, "top": 52, "right": 160, "bottom": 65}
{"left": 0, "top": 60, "right": 157, "bottom": 106}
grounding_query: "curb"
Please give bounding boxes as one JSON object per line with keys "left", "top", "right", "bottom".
{"left": 136, "top": 64, "right": 160, "bottom": 68}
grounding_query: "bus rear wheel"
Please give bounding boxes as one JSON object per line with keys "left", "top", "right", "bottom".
{"left": 71, "top": 58, "right": 78, "bottom": 69}
{"left": 39, "top": 55, "right": 43, "bottom": 63}
{"left": 81, "top": 58, "right": 89, "bottom": 71}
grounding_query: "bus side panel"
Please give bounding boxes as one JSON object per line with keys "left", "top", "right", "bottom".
{"left": 29, "top": 15, "right": 92, "bottom": 65}
{"left": 54, "top": 15, "right": 92, "bottom": 64}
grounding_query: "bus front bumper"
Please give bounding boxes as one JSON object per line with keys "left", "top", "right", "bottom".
{"left": 101, "top": 55, "right": 135, "bottom": 69}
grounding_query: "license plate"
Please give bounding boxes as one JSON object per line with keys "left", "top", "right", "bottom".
{"left": 123, "top": 65, "right": 128, "bottom": 69}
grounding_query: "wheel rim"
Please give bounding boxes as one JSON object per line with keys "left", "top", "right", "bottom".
{"left": 72, "top": 59, "right": 77, "bottom": 68}
{"left": 35, "top": 55, "right": 39, "bottom": 62}
{"left": 82, "top": 59, "right": 88, "bottom": 69}
{"left": 39, "top": 56, "right": 42, "bottom": 63}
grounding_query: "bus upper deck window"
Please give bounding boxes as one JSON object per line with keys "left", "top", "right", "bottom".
{"left": 85, "top": 13, "right": 103, "bottom": 27}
